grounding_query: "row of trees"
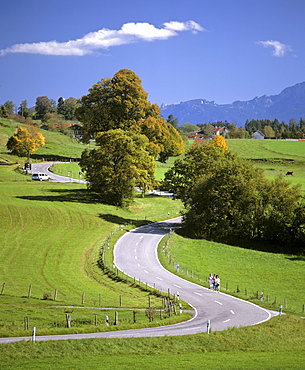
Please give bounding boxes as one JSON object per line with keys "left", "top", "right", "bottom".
{"left": 171, "top": 119, "right": 305, "bottom": 140}
{"left": 0, "top": 96, "right": 80, "bottom": 123}
{"left": 163, "top": 136, "right": 305, "bottom": 254}
{"left": 77, "top": 69, "right": 185, "bottom": 207}
{"left": 245, "top": 118, "right": 305, "bottom": 139}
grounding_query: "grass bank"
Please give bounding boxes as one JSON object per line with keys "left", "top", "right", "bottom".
{"left": 0, "top": 315, "right": 304, "bottom": 369}
{"left": 158, "top": 232, "right": 305, "bottom": 315}
{"left": 0, "top": 164, "right": 184, "bottom": 337}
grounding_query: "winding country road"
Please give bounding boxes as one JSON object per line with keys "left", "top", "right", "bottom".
{"left": 0, "top": 164, "right": 278, "bottom": 343}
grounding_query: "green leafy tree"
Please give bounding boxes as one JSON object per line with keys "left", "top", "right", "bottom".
{"left": 167, "top": 114, "right": 179, "bottom": 129}
{"left": 0, "top": 105, "right": 9, "bottom": 117}
{"left": 57, "top": 97, "right": 80, "bottom": 120}
{"left": 3, "top": 101, "right": 16, "bottom": 116}
{"left": 179, "top": 122, "right": 200, "bottom": 134}
{"left": 18, "top": 100, "right": 32, "bottom": 118}
{"left": 79, "top": 129, "right": 155, "bottom": 207}
{"left": 184, "top": 156, "right": 267, "bottom": 239}
{"left": 163, "top": 142, "right": 232, "bottom": 202}
{"left": 35, "top": 96, "right": 56, "bottom": 119}
{"left": 183, "top": 151, "right": 305, "bottom": 253}
{"left": 7, "top": 126, "right": 45, "bottom": 159}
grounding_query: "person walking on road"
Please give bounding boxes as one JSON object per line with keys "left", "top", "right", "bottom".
{"left": 208, "top": 274, "right": 214, "bottom": 290}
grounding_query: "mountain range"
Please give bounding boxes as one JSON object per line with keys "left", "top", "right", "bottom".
{"left": 161, "top": 82, "right": 305, "bottom": 127}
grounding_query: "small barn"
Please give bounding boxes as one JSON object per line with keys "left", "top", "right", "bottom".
{"left": 253, "top": 130, "right": 265, "bottom": 139}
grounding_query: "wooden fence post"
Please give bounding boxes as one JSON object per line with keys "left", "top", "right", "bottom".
{"left": 28, "top": 285, "right": 32, "bottom": 298}
{"left": 54, "top": 289, "right": 58, "bottom": 301}
{"left": 24, "top": 317, "right": 29, "bottom": 330}
{"left": 82, "top": 292, "right": 85, "bottom": 305}
{"left": 65, "top": 314, "right": 71, "bottom": 328}
{"left": 1, "top": 282, "right": 6, "bottom": 295}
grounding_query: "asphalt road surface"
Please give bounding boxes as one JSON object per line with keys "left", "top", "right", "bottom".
{"left": 0, "top": 165, "right": 278, "bottom": 343}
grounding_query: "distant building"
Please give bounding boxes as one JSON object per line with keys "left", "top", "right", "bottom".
{"left": 252, "top": 130, "right": 265, "bottom": 139}
{"left": 211, "top": 127, "right": 229, "bottom": 136}
{"left": 69, "top": 124, "right": 83, "bottom": 140}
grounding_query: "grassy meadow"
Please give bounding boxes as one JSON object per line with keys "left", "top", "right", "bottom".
{"left": 0, "top": 119, "right": 305, "bottom": 368}
{"left": 158, "top": 233, "right": 305, "bottom": 314}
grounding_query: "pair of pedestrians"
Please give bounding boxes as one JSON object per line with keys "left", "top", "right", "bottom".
{"left": 208, "top": 274, "right": 220, "bottom": 292}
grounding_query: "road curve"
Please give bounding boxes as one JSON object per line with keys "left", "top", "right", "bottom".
{"left": 29, "top": 162, "right": 86, "bottom": 183}
{"left": 0, "top": 216, "right": 277, "bottom": 343}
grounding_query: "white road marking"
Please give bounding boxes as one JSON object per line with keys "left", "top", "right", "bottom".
{"left": 230, "top": 310, "right": 235, "bottom": 314}
{"left": 223, "top": 319, "right": 231, "bottom": 323}
{"left": 156, "top": 277, "right": 163, "bottom": 280}
{"left": 135, "top": 256, "right": 137, "bottom": 260}
{"left": 194, "top": 292, "right": 202, "bottom": 296}
{"left": 215, "top": 300, "right": 223, "bottom": 305}
{"left": 144, "top": 270, "right": 149, "bottom": 273}
{"left": 136, "top": 242, "right": 138, "bottom": 246}
{"left": 137, "top": 263, "right": 140, "bottom": 267}
{"left": 134, "top": 249, "right": 137, "bottom": 252}
{"left": 174, "top": 284, "right": 181, "bottom": 288}
{"left": 140, "top": 236, "right": 144, "bottom": 240}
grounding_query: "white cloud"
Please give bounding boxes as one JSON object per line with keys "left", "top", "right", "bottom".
{"left": 0, "top": 20, "right": 205, "bottom": 56}
{"left": 256, "top": 40, "right": 292, "bottom": 57}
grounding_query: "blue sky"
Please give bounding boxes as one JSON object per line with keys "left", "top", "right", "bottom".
{"left": 0, "top": 0, "right": 304, "bottom": 110}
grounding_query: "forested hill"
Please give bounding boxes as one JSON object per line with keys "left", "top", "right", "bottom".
{"left": 161, "top": 82, "right": 305, "bottom": 127}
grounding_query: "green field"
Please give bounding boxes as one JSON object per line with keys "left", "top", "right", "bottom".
{"left": 0, "top": 121, "right": 305, "bottom": 368}
{"left": 158, "top": 233, "right": 305, "bottom": 314}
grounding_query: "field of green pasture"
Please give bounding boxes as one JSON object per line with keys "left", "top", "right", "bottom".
{"left": 0, "top": 165, "right": 185, "bottom": 337}
{"left": 158, "top": 233, "right": 305, "bottom": 315}
{"left": 228, "top": 139, "right": 305, "bottom": 189}
{"left": 0, "top": 118, "right": 86, "bottom": 165}
{"left": 1, "top": 121, "right": 305, "bottom": 368}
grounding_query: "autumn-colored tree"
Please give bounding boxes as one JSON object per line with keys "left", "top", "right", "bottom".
{"left": 138, "top": 116, "right": 184, "bottom": 161}
{"left": 79, "top": 129, "right": 155, "bottom": 207}
{"left": 209, "top": 134, "right": 228, "bottom": 152}
{"left": 76, "top": 69, "right": 152, "bottom": 142}
{"left": 6, "top": 126, "right": 45, "bottom": 159}
{"left": 262, "top": 125, "right": 275, "bottom": 138}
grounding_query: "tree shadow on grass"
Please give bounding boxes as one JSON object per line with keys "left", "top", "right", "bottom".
{"left": 176, "top": 226, "right": 292, "bottom": 255}
{"left": 31, "top": 154, "right": 81, "bottom": 162}
{"left": 16, "top": 188, "right": 101, "bottom": 204}
{"left": 98, "top": 213, "right": 152, "bottom": 228}
{"left": 16, "top": 189, "right": 153, "bottom": 227}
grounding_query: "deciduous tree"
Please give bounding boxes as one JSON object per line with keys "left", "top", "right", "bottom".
{"left": 76, "top": 69, "right": 151, "bottom": 142}
{"left": 79, "top": 129, "right": 155, "bottom": 207}
{"left": 76, "top": 69, "right": 184, "bottom": 162}
{"left": 163, "top": 138, "right": 232, "bottom": 202}
{"left": 6, "top": 126, "right": 45, "bottom": 159}
{"left": 35, "top": 96, "right": 56, "bottom": 119}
